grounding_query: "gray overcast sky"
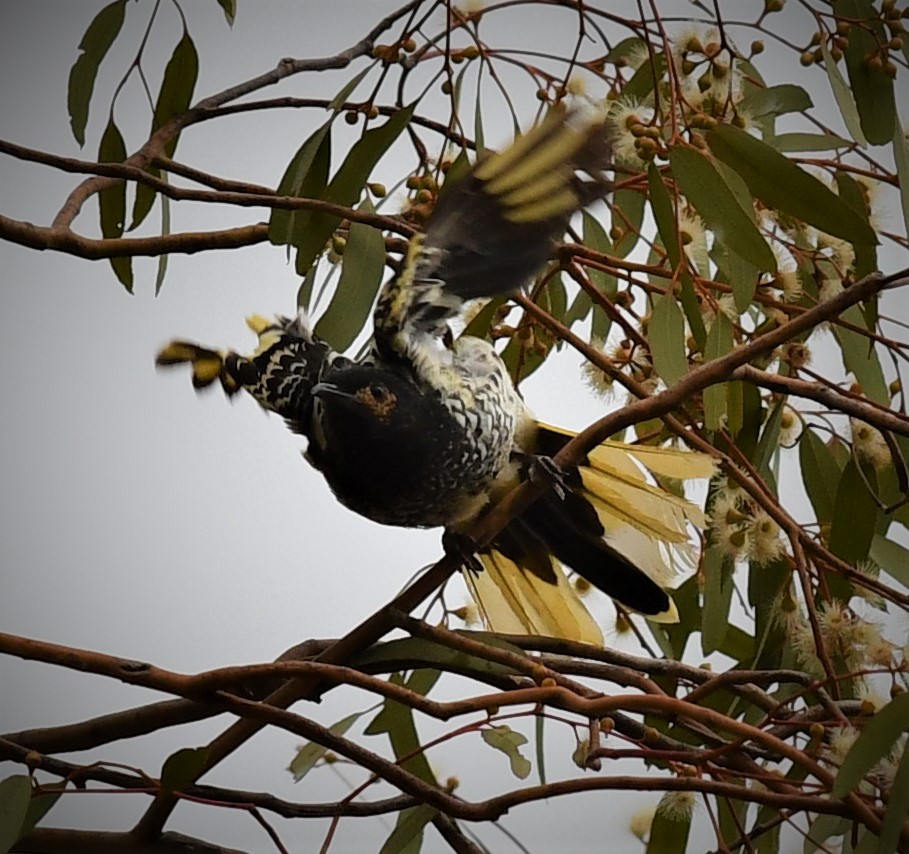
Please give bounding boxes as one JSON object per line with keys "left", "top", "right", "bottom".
{"left": 1, "top": 2, "right": 906, "bottom": 852}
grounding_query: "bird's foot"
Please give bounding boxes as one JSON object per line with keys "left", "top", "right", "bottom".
{"left": 522, "top": 453, "right": 569, "bottom": 500}
{"left": 442, "top": 529, "right": 484, "bottom": 576}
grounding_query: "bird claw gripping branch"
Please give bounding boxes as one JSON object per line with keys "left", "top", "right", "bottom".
{"left": 157, "top": 104, "right": 706, "bottom": 640}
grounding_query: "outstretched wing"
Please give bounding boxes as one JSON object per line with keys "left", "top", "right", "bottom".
{"left": 373, "top": 104, "right": 612, "bottom": 363}
{"left": 155, "top": 313, "right": 337, "bottom": 435}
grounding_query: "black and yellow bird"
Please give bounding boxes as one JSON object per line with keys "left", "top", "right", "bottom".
{"left": 157, "top": 106, "right": 694, "bottom": 640}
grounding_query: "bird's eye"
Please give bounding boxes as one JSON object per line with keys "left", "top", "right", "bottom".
{"left": 370, "top": 384, "right": 389, "bottom": 401}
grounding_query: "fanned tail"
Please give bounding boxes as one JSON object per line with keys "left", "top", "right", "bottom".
{"left": 467, "top": 424, "right": 714, "bottom": 638}
{"left": 374, "top": 104, "right": 612, "bottom": 359}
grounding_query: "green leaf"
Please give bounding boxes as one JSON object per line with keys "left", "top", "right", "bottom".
{"left": 648, "top": 163, "right": 679, "bottom": 269}
{"left": 365, "top": 670, "right": 439, "bottom": 783}
{"left": 835, "top": 172, "right": 877, "bottom": 279}
{"left": 329, "top": 65, "right": 374, "bottom": 111}
{"left": 703, "top": 314, "right": 733, "bottom": 430}
{"left": 19, "top": 791, "right": 61, "bottom": 844}
{"left": 820, "top": 38, "right": 868, "bottom": 147}
{"left": 98, "top": 117, "right": 132, "bottom": 291}
{"left": 740, "top": 83, "right": 812, "bottom": 118}
{"left": 831, "top": 308, "right": 888, "bottom": 404}
{"left": 535, "top": 714, "right": 547, "bottom": 786}
{"left": 775, "top": 132, "right": 853, "bottom": 152}
{"left": 481, "top": 725, "right": 531, "bottom": 779}
{"left": 869, "top": 533, "right": 909, "bottom": 589}
{"left": 612, "top": 187, "right": 646, "bottom": 258}
{"left": 829, "top": 459, "right": 879, "bottom": 568}
{"left": 294, "top": 105, "right": 415, "bottom": 275}
{"left": 625, "top": 52, "right": 666, "bottom": 101}
{"left": 893, "top": 121, "right": 909, "bottom": 242}
{"left": 130, "top": 168, "right": 160, "bottom": 233}
{"left": 314, "top": 199, "right": 386, "bottom": 351}
{"left": 154, "top": 194, "right": 171, "bottom": 295}
{"left": 799, "top": 428, "right": 842, "bottom": 526}
{"left": 647, "top": 798, "right": 692, "bottom": 853}
{"left": 216, "top": 0, "right": 236, "bottom": 25}
{"left": 67, "top": 0, "right": 127, "bottom": 146}
{"left": 581, "top": 211, "right": 617, "bottom": 340}
{"left": 160, "top": 746, "right": 209, "bottom": 795}
{"left": 752, "top": 403, "right": 783, "bottom": 482}
{"left": 876, "top": 742, "right": 909, "bottom": 854}
{"left": 152, "top": 32, "right": 198, "bottom": 159}
{"left": 649, "top": 294, "right": 687, "bottom": 386}
{"left": 670, "top": 146, "right": 776, "bottom": 273}
{"left": 270, "top": 121, "right": 333, "bottom": 249}
{"left": 289, "top": 712, "right": 362, "bottom": 781}
{"left": 707, "top": 124, "right": 877, "bottom": 246}
{"left": 131, "top": 32, "right": 199, "bottom": 232}
{"left": 804, "top": 815, "right": 850, "bottom": 854}
{"left": 701, "top": 546, "right": 732, "bottom": 655}
{"left": 837, "top": 0, "right": 897, "bottom": 145}
{"left": 831, "top": 693, "right": 909, "bottom": 797}
{"left": 0, "top": 775, "right": 32, "bottom": 854}
{"left": 380, "top": 805, "right": 437, "bottom": 854}
{"left": 296, "top": 263, "right": 319, "bottom": 312}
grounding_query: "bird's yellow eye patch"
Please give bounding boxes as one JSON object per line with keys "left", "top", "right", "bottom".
{"left": 355, "top": 385, "right": 397, "bottom": 419}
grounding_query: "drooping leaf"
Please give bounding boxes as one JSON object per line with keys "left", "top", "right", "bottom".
{"left": 293, "top": 105, "right": 415, "bottom": 275}
{"left": 289, "top": 712, "right": 362, "bottom": 781}
{"left": 831, "top": 692, "right": 909, "bottom": 797}
{"left": 67, "top": 0, "right": 127, "bottom": 146}
{"left": 98, "top": 117, "right": 133, "bottom": 291}
{"left": 869, "top": 533, "right": 909, "bottom": 589}
{"left": 132, "top": 31, "right": 199, "bottom": 231}
{"left": 481, "top": 725, "right": 531, "bottom": 779}
{"left": 831, "top": 308, "right": 888, "bottom": 404}
{"left": 829, "top": 459, "right": 879, "bottom": 569}
{"left": 834, "top": 172, "right": 877, "bottom": 279}
{"left": 535, "top": 714, "right": 547, "bottom": 786}
{"left": 799, "top": 428, "right": 842, "bottom": 526}
{"left": 152, "top": 32, "right": 199, "bottom": 159}
{"left": 876, "top": 743, "right": 909, "bottom": 854}
{"left": 670, "top": 146, "right": 776, "bottom": 272}
{"left": 580, "top": 211, "right": 617, "bottom": 339}
{"left": 836, "top": 0, "right": 897, "bottom": 145}
{"left": 707, "top": 124, "right": 877, "bottom": 246}
{"left": 820, "top": 38, "right": 868, "bottom": 147}
{"left": 364, "top": 670, "right": 439, "bottom": 783}
{"left": 18, "top": 791, "right": 61, "bottom": 847}
{"left": 612, "top": 187, "right": 646, "bottom": 258}
{"left": 648, "top": 162, "right": 680, "bottom": 269}
{"left": 160, "top": 746, "right": 209, "bottom": 795}
{"left": 893, "top": 121, "right": 909, "bottom": 242}
{"left": 314, "top": 198, "right": 386, "bottom": 351}
{"left": 216, "top": 0, "right": 236, "bottom": 25}
{"left": 380, "top": 805, "right": 438, "bottom": 854}
{"left": 270, "top": 121, "right": 333, "bottom": 249}
{"left": 647, "top": 797, "right": 692, "bottom": 853}
{"left": 703, "top": 314, "right": 733, "bottom": 430}
{"left": 329, "top": 65, "right": 375, "bottom": 111}
{"left": 649, "top": 293, "right": 687, "bottom": 387}
{"left": 803, "top": 815, "right": 850, "bottom": 854}
{"left": 0, "top": 775, "right": 32, "bottom": 854}
{"left": 625, "top": 52, "right": 666, "bottom": 101}
{"left": 701, "top": 546, "right": 732, "bottom": 655}
{"left": 154, "top": 194, "right": 171, "bottom": 295}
